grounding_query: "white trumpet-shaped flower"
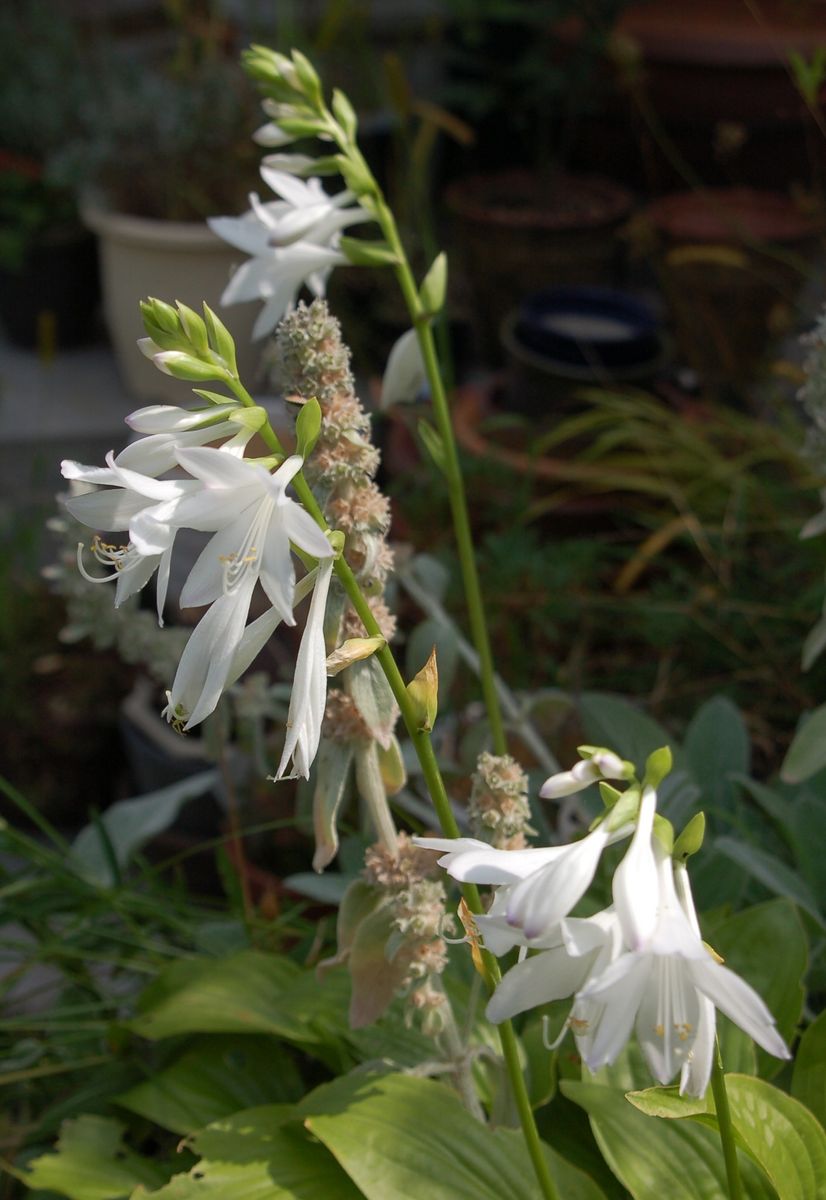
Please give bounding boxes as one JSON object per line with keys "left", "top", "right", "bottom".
{"left": 153, "top": 449, "right": 333, "bottom": 730}
{"left": 273, "top": 555, "right": 335, "bottom": 780}
{"left": 61, "top": 452, "right": 196, "bottom": 623}
{"left": 414, "top": 820, "right": 623, "bottom": 942}
{"left": 539, "top": 748, "right": 632, "bottom": 800}
{"left": 209, "top": 168, "right": 370, "bottom": 339}
{"left": 578, "top": 848, "right": 790, "bottom": 1094}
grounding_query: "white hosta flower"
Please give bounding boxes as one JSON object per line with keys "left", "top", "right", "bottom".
{"left": 486, "top": 909, "right": 623, "bottom": 1043}
{"left": 151, "top": 449, "right": 333, "bottom": 730}
{"left": 380, "top": 328, "right": 427, "bottom": 409}
{"left": 611, "top": 785, "right": 660, "bottom": 951}
{"left": 540, "top": 749, "right": 632, "bottom": 800}
{"left": 209, "top": 168, "right": 370, "bottom": 339}
{"left": 164, "top": 568, "right": 318, "bottom": 733}
{"left": 578, "top": 850, "right": 790, "bottom": 1095}
{"left": 61, "top": 453, "right": 195, "bottom": 623}
{"left": 273, "top": 555, "right": 335, "bottom": 780}
{"left": 116, "top": 403, "right": 251, "bottom": 477}
{"left": 414, "top": 821, "right": 622, "bottom": 942}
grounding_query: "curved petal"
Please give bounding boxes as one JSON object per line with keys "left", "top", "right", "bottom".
{"left": 63, "top": 488, "right": 148, "bottom": 532}
{"left": 689, "top": 959, "right": 790, "bottom": 1061}
{"left": 612, "top": 785, "right": 659, "bottom": 951}
{"left": 505, "top": 828, "right": 609, "bottom": 939}
{"left": 582, "top": 954, "right": 652, "bottom": 1072}
{"left": 635, "top": 957, "right": 701, "bottom": 1085}
{"left": 208, "top": 211, "right": 273, "bottom": 257}
{"left": 176, "top": 446, "right": 265, "bottom": 491}
{"left": 680, "top": 995, "right": 716, "bottom": 1098}
{"left": 281, "top": 501, "right": 334, "bottom": 561}
{"left": 259, "top": 508, "right": 296, "bottom": 623}
{"left": 487, "top": 945, "right": 593, "bottom": 1024}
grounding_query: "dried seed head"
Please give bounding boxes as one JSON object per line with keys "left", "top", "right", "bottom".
{"left": 323, "top": 688, "right": 371, "bottom": 743}
{"left": 468, "top": 751, "right": 536, "bottom": 849}
{"left": 363, "top": 831, "right": 440, "bottom": 890}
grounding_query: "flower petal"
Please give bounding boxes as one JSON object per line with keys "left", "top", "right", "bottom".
{"left": 612, "top": 785, "right": 659, "bottom": 950}
{"left": 689, "top": 959, "right": 790, "bottom": 1061}
{"left": 487, "top": 943, "right": 594, "bottom": 1024}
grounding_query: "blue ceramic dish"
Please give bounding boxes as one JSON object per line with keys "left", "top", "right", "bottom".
{"left": 515, "top": 286, "right": 662, "bottom": 374}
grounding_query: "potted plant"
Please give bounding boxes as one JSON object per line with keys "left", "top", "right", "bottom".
{"left": 55, "top": 8, "right": 262, "bottom": 399}
{"left": 0, "top": 4, "right": 99, "bottom": 350}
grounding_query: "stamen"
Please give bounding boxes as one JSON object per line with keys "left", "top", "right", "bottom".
{"left": 220, "top": 500, "right": 272, "bottom": 594}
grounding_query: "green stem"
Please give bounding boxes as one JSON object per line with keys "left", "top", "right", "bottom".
{"left": 367, "top": 186, "right": 508, "bottom": 756}
{"left": 711, "top": 1044, "right": 744, "bottom": 1200}
{"left": 231, "top": 385, "right": 557, "bottom": 1199}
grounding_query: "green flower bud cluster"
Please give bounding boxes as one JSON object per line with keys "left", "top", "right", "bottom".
{"left": 139, "top": 298, "right": 239, "bottom": 384}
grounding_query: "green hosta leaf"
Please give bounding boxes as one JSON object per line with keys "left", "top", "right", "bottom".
{"left": 629, "top": 1076, "right": 826, "bottom": 1200}
{"left": 299, "top": 1072, "right": 607, "bottom": 1200}
{"left": 69, "top": 772, "right": 218, "bottom": 888}
{"left": 116, "top": 1035, "right": 303, "bottom": 1135}
{"left": 129, "top": 955, "right": 350, "bottom": 1051}
{"left": 25, "top": 1115, "right": 168, "bottom": 1199}
{"left": 792, "top": 1008, "right": 826, "bottom": 1127}
{"left": 782, "top": 703, "right": 826, "bottom": 784}
{"left": 683, "top": 695, "right": 750, "bottom": 810}
{"left": 703, "top": 899, "right": 807, "bottom": 1079}
{"left": 562, "top": 1080, "right": 775, "bottom": 1200}
{"left": 133, "top": 1105, "right": 361, "bottom": 1199}
{"left": 723, "top": 1075, "right": 826, "bottom": 1200}
{"left": 713, "top": 838, "right": 826, "bottom": 930}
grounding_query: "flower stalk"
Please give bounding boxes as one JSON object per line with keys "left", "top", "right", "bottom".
{"left": 711, "top": 1045, "right": 745, "bottom": 1200}
{"left": 228, "top": 358, "right": 560, "bottom": 1200}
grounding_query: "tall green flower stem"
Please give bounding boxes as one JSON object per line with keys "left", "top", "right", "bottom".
{"left": 227, "top": 378, "right": 559, "bottom": 1200}
{"left": 372, "top": 190, "right": 509, "bottom": 757}
{"left": 711, "top": 1046, "right": 744, "bottom": 1200}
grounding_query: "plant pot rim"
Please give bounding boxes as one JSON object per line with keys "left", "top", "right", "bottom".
{"left": 501, "top": 308, "right": 666, "bottom": 382}
{"left": 642, "top": 188, "right": 822, "bottom": 244}
{"left": 445, "top": 169, "right": 633, "bottom": 232}
{"left": 81, "top": 200, "right": 227, "bottom": 251}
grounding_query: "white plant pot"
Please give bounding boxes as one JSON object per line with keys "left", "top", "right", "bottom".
{"left": 83, "top": 205, "right": 263, "bottom": 403}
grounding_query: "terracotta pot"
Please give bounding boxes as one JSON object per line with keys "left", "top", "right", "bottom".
{"left": 445, "top": 169, "right": 633, "bottom": 362}
{"left": 639, "top": 188, "right": 821, "bottom": 392}
{"left": 83, "top": 205, "right": 263, "bottom": 402}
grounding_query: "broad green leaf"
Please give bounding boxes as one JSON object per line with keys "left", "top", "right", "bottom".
{"left": 561, "top": 1080, "right": 775, "bottom": 1200}
{"left": 683, "top": 695, "right": 750, "bottom": 810}
{"left": 723, "top": 1075, "right": 826, "bottom": 1200}
{"left": 129, "top": 945, "right": 350, "bottom": 1051}
{"left": 69, "top": 772, "right": 218, "bottom": 887}
{"left": 714, "top": 838, "right": 826, "bottom": 929}
{"left": 26, "top": 1115, "right": 168, "bottom": 1200}
{"left": 626, "top": 1075, "right": 826, "bottom": 1200}
{"left": 703, "top": 899, "right": 807, "bottom": 1078}
{"left": 781, "top": 703, "right": 826, "bottom": 784}
{"left": 299, "top": 1072, "right": 607, "bottom": 1200}
{"left": 579, "top": 693, "right": 677, "bottom": 777}
{"left": 625, "top": 1085, "right": 710, "bottom": 1120}
{"left": 792, "top": 1008, "right": 826, "bottom": 1127}
{"left": 133, "top": 1105, "right": 361, "bottom": 1199}
{"left": 116, "top": 1035, "right": 303, "bottom": 1135}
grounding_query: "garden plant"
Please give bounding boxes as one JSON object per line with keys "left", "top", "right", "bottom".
{"left": 3, "top": 43, "right": 826, "bottom": 1200}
